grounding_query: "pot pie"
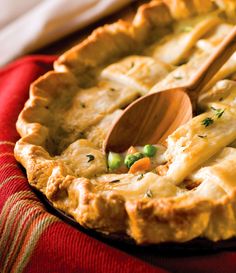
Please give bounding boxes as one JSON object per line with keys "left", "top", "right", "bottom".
{"left": 14, "top": 0, "right": 236, "bottom": 244}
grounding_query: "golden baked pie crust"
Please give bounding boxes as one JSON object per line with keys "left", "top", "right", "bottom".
{"left": 14, "top": 0, "right": 236, "bottom": 244}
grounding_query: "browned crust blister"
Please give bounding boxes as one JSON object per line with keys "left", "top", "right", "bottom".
{"left": 14, "top": 0, "right": 236, "bottom": 244}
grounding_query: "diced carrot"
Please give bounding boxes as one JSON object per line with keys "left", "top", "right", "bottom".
{"left": 127, "top": 146, "right": 138, "bottom": 155}
{"left": 128, "top": 157, "right": 151, "bottom": 174}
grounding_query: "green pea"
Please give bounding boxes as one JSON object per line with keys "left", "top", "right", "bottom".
{"left": 133, "top": 152, "right": 144, "bottom": 160}
{"left": 143, "top": 144, "right": 157, "bottom": 157}
{"left": 124, "top": 153, "right": 144, "bottom": 168}
{"left": 124, "top": 154, "right": 137, "bottom": 168}
{"left": 108, "top": 152, "right": 122, "bottom": 170}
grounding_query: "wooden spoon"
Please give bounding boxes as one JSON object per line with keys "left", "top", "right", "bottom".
{"left": 104, "top": 26, "right": 236, "bottom": 153}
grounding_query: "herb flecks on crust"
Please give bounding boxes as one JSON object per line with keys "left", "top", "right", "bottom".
{"left": 201, "top": 117, "right": 214, "bottom": 127}
{"left": 211, "top": 106, "right": 225, "bottom": 119}
{"left": 14, "top": 0, "right": 236, "bottom": 245}
{"left": 86, "top": 154, "right": 95, "bottom": 162}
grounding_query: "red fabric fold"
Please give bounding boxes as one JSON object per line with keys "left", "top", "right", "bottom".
{"left": 0, "top": 56, "right": 234, "bottom": 273}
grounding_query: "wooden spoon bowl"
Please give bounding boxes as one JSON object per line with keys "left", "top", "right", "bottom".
{"left": 105, "top": 88, "right": 192, "bottom": 152}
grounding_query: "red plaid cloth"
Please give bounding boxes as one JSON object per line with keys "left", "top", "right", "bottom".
{"left": 0, "top": 56, "right": 235, "bottom": 273}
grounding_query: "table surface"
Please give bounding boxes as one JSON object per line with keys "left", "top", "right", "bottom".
{"left": 35, "top": 1, "right": 147, "bottom": 57}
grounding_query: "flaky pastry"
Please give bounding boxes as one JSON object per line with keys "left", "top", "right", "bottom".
{"left": 15, "top": 0, "right": 236, "bottom": 244}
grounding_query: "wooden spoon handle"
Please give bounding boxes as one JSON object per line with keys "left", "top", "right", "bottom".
{"left": 187, "top": 26, "right": 236, "bottom": 94}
